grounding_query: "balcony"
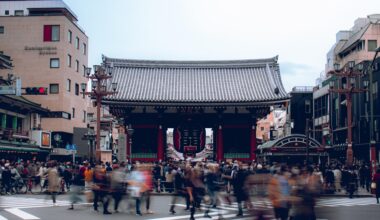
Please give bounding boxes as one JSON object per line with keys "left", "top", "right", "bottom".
{"left": 0, "top": 128, "right": 30, "bottom": 142}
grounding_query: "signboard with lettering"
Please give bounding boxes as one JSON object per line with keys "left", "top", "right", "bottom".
{"left": 181, "top": 128, "right": 201, "bottom": 151}
{"left": 24, "top": 46, "right": 57, "bottom": 55}
{"left": 117, "top": 133, "right": 127, "bottom": 162}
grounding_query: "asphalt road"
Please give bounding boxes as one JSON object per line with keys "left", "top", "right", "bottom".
{"left": 0, "top": 194, "right": 380, "bottom": 220}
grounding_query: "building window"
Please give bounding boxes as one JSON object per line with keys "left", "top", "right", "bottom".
{"left": 66, "top": 79, "right": 71, "bottom": 92}
{"left": 82, "top": 43, "right": 86, "bottom": 55}
{"left": 75, "top": 83, "right": 79, "bottom": 96}
{"left": 83, "top": 111, "right": 86, "bottom": 123}
{"left": 50, "top": 58, "right": 59, "bottom": 68}
{"left": 75, "top": 37, "right": 79, "bottom": 49}
{"left": 357, "top": 40, "right": 365, "bottom": 51}
{"left": 72, "top": 108, "right": 75, "bottom": 119}
{"left": 67, "top": 54, "right": 71, "bottom": 67}
{"left": 75, "top": 60, "right": 79, "bottom": 72}
{"left": 305, "top": 100, "right": 311, "bottom": 114}
{"left": 14, "top": 10, "right": 24, "bottom": 16}
{"left": 5, "top": 10, "right": 9, "bottom": 15}
{"left": 83, "top": 65, "right": 86, "bottom": 76}
{"left": 368, "top": 40, "right": 378, "bottom": 52}
{"left": 68, "top": 30, "right": 72, "bottom": 43}
{"left": 0, "top": 26, "right": 4, "bottom": 34}
{"left": 49, "top": 84, "right": 59, "bottom": 94}
{"left": 373, "top": 81, "right": 378, "bottom": 99}
{"left": 43, "top": 25, "right": 60, "bottom": 42}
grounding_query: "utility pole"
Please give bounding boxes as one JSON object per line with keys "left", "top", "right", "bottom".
{"left": 329, "top": 61, "right": 367, "bottom": 166}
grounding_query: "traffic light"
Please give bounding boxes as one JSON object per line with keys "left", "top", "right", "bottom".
{"left": 24, "top": 87, "right": 48, "bottom": 95}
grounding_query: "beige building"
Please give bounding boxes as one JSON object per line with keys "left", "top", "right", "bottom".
{"left": 0, "top": 0, "right": 89, "bottom": 151}
{"left": 326, "top": 14, "right": 380, "bottom": 71}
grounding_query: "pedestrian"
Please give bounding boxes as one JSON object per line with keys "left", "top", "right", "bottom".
{"left": 268, "top": 165, "right": 291, "bottom": 220}
{"left": 372, "top": 168, "right": 380, "bottom": 204}
{"left": 47, "top": 161, "right": 60, "bottom": 206}
{"left": 110, "top": 163, "right": 125, "bottom": 213}
{"left": 128, "top": 164, "right": 144, "bottom": 216}
{"left": 333, "top": 166, "right": 342, "bottom": 193}
{"left": 169, "top": 165, "right": 186, "bottom": 214}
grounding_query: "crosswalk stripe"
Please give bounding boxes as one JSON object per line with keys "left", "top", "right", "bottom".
{"left": 0, "top": 215, "right": 8, "bottom": 220}
{"left": 5, "top": 208, "right": 39, "bottom": 220}
{"left": 0, "top": 196, "right": 72, "bottom": 209}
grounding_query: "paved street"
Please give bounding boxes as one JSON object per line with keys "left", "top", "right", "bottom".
{"left": 0, "top": 194, "right": 379, "bottom": 220}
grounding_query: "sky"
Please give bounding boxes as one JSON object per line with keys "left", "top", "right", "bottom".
{"left": 64, "top": 0, "right": 380, "bottom": 92}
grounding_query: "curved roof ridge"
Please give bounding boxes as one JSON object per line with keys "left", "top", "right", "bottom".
{"left": 102, "top": 55, "right": 279, "bottom": 68}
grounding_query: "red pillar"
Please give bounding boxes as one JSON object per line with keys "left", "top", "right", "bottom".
{"left": 250, "top": 125, "right": 257, "bottom": 161}
{"left": 216, "top": 125, "right": 223, "bottom": 162}
{"left": 174, "top": 128, "right": 181, "bottom": 151}
{"left": 370, "top": 141, "right": 377, "bottom": 178}
{"left": 157, "top": 125, "right": 164, "bottom": 161}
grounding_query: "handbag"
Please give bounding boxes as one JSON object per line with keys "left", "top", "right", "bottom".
{"left": 371, "top": 182, "right": 376, "bottom": 189}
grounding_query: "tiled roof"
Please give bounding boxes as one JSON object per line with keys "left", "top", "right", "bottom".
{"left": 102, "top": 56, "right": 289, "bottom": 105}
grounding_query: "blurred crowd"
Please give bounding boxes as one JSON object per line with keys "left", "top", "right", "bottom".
{"left": 1, "top": 158, "right": 380, "bottom": 220}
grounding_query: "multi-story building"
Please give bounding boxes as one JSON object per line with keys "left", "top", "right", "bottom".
{"left": 0, "top": 55, "right": 50, "bottom": 161}
{"left": 0, "top": 0, "right": 89, "bottom": 158}
{"left": 315, "top": 14, "right": 380, "bottom": 162}
{"left": 289, "top": 86, "right": 314, "bottom": 136}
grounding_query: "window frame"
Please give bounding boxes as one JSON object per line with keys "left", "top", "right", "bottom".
{"left": 75, "top": 83, "right": 79, "bottom": 96}
{"left": 50, "top": 58, "right": 60, "bottom": 68}
{"left": 49, "top": 84, "right": 59, "bottom": 94}
{"left": 66, "top": 79, "right": 71, "bottom": 92}
{"left": 82, "top": 43, "right": 87, "bottom": 55}
{"left": 67, "top": 54, "right": 72, "bottom": 67}
{"left": 43, "top": 25, "right": 60, "bottom": 42}
{"left": 68, "top": 30, "right": 72, "bottom": 43}
{"left": 368, "top": 40, "right": 378, "bottom": 52}
{"left": 14, "top": 10, "right": 24, "bottom": 16}
{"left": 75, "top": 37, "right": 79, "bottom": 49}
{"left": 0, "top": 26, "right": 4, "bottom": 34}
{"left": 75, "top": 60, "right": 79, "bottom": 72}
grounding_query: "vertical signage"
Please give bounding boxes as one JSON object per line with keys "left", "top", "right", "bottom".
{"left": 118, "top": 133, "right": 127, "bottom": 162}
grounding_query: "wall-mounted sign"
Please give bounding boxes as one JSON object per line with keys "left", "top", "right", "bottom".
{"left": 41, "top": 132, "right": 51, "bottom": 148}
{"left": 24, "top": 46, "right": 57, "bottom": 55}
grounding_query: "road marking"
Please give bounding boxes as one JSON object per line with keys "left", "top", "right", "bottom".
{"left": 0, "top": 215, "right": 8, "bottom": 220}
{"left": 5, "top": 208, "right": 39, "bottom": 220}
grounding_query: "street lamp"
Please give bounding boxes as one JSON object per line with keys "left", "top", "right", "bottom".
{"left": 329, "top": 61, "right": 367, "bottom": 166}
{"left": 80, "top": 83, "right": 86, "bottom": 98}
{"left": 127, "top": 126, "right": 134, "bottom": 164}
{"left": 81, "top": 62, "right": 117, "bottom": 162}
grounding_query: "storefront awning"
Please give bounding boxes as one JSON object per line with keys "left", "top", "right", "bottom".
{"left": 0, "top": 145, "right": 50, "bottom": 153}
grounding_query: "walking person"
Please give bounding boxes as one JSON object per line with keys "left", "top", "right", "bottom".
{"left": 232, "top": 162, "right": 250, "bottom": 217}
{"left": 372, "top": 168, "right": 380, "bottom": 204}
{"left": 268, "top": 165, "right": 291, "bottom": 220}
{"left": 47, "top": 161, "right": 60, "bottom": 206}
{"left": 169, "top": 165, "right": 186, "bottom": 214}
{"left": 110, "top": 163, "right": 126, "bottom": 213}
{"left": 333, "top": 166, "right": 342, "bottom": 193}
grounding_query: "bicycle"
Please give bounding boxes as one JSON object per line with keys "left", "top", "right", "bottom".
{"left": 24, "top": 177, "right": 43, "bottom": 194}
